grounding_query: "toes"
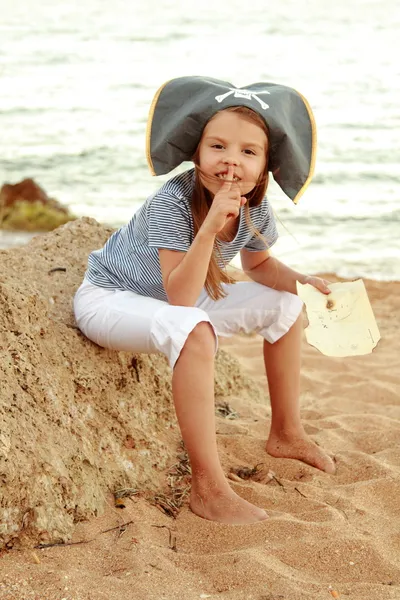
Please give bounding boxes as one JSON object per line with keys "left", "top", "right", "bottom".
{"left": 313, "top": 451, "right": 336, "bottom": 474}
{"left": 322, "top": 455, "right": 336, "bottom": 474}
{"left": 266, "top": 437, "right": 336, "bottom": 474}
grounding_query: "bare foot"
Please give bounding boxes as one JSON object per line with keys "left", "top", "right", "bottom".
{"left": 189, "top": 484, "right": 268, "bottom": 525}
{"left": 266, "top": 431, "right": 336, "bottom": 474}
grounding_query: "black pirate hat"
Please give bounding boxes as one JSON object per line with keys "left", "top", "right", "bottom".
{"left": 146, "top": 76, "right": 317, "bottom": 204}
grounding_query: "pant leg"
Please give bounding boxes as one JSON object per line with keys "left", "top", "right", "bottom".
{"left": 73, "top": 279, "right": 218, "bottom": 369}
{"left": 196, "top": 281, "right": 303, "bottom": 343}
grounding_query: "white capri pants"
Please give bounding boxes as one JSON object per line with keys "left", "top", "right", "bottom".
{"left": 73, "top": 279, "right": 303, "bottom": 369}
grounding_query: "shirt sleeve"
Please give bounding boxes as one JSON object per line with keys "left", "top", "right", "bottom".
{"left": 244, "top": 198, "right": 278, "bottom": 252}
{"left": 147, "top": 192, "right": 193, "bottom": 252}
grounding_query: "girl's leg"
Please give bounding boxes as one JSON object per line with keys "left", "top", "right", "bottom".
{"left": 74, "top": 282, "right": 268, "bottom": 524}
{"left": 198, "top": 281, "right": 335, "bottom": 473}
{"left": 172, "top": 321, "right": 268, "bottom": 524}
{"left": 263, "top": 315, "right": 335, "bottom": 473}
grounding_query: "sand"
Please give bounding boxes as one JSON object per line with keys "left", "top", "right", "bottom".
{"left": 1, "top": 276, "right": 399, "bottom": 600}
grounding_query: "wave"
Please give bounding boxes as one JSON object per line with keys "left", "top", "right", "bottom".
{"left": 325, "top": 122, "right": 400, "bottom": 130}
{"left": 313, "top": 171, "right": 400, "bottom": 185}
{"left": 276, "top": 212, "right": 400, "bottom": 226}
{"left": 0, "top": 149, "right": 147, "bottom": 172}
{"left": 0, "top": 107, "right": 93, "bottom": 116}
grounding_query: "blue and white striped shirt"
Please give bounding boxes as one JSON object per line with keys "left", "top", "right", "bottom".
{"left": 86, "top": 169, "right": 278, "bottom": 301}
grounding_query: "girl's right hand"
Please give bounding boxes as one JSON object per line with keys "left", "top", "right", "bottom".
{"left": 201, "top": 165, "right": 247, "bottom": 236}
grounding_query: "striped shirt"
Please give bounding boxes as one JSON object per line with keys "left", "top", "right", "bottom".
{"left": 86, "top": 169, "right": 278, "bottom": 301}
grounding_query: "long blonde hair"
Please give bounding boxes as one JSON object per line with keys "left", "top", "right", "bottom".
{"left": 191, "top": 106, "right": 270, "bottom": 300}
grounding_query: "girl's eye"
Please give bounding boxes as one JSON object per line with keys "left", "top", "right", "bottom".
{"left": 212, "top": 144, "right": 224, "bottom": 149}
{"left": 243, "top": 149, "right": 256, "bottom": 155}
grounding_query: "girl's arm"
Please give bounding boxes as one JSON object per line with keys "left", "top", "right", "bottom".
{"left": 159, "top": 229, "right": 216, "bottom": 306}
{"left": 240, "top": 248, "right": 331, "bottom": 295}
{"left": 160, "top": 165, "right": 246, "bottom": 306}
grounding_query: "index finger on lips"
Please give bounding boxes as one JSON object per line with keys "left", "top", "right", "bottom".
{"left": 221, "top": 165, "right": 234, "bottom": 190}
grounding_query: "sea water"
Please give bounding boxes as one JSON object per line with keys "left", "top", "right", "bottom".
{"left": 1, "top": 0, "right": 399, "bottom": 280}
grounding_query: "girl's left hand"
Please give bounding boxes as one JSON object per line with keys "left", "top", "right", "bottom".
{"left": 303, "top": 275, "right": 331, "bottom": 295}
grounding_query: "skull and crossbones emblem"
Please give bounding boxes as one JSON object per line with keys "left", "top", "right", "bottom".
{"left": 215, "top": 88, "right": 270, "bottom": 110}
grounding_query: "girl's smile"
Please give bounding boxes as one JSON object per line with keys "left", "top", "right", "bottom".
{"left": 198, "top": 110, "right": 268, "bottom": 197}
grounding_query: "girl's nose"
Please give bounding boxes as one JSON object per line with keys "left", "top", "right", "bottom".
{"left": 223, "top": 156, "right": 240, "bottom": 166}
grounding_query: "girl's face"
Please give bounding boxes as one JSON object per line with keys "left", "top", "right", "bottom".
{"left": 197, "top": 110, "right": 268, "bottom": 197}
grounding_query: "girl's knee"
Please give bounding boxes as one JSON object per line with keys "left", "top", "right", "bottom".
{"left": 184, "top": 321, "right": 216, "bottom": 355}
{"left": 151, "top": 305, "right": 217, "bottom": 368}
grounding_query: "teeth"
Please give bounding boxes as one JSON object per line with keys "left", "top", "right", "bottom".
{"left": 217, "top": 174, "right": 240, "bottom": 181}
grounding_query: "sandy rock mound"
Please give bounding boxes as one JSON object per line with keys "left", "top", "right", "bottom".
{"left": 0, "top": 218, "right": 260, "bottom": 550}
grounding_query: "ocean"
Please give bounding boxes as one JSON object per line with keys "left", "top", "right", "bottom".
{"left": 1, "top": 0, "right": 399, "bottom": 280}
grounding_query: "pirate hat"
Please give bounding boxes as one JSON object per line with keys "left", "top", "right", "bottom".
{"left": 146, "top": 76, "right": 317, "bottom": 204}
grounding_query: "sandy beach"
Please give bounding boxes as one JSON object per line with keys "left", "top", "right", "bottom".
{"left": 1, "top": 258, "right": 399, "bottom": 600}
{"left": 2, "top": 0, "right": 400, "bottom": 595}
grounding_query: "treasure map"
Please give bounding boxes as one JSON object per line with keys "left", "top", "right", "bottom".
{"left": 296, "top": 279, "right": 381, "bottom": 357}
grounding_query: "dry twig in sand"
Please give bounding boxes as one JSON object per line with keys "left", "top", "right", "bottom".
{"left": 215, "top": 401, "right": 239, "bottom": 419}
{"left": 152, "top": 443, "right": 191, "bottom": 519}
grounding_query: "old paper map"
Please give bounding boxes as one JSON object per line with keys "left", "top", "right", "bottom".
{"left": 296, "top": 279, "right": 381, "bottom": 357}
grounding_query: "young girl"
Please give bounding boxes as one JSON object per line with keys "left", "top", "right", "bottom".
{"left": 74, "top": 76, "right": 335, "bottom": 525}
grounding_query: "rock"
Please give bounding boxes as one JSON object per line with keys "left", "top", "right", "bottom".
{"left": 0, "top": 218, "right": 261, "bottom": 549}
{"left": 0, "top": 179, "right": 75, "bottom": 231}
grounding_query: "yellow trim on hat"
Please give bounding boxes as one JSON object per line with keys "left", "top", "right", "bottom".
{"left": 145, "top": 80, "right": 171, "bottom": 176}
{"left": 292, "top": 90, "right": 317, "bottom": 205}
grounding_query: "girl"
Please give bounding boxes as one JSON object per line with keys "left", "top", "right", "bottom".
{"left": 74, "top": 76, "right": 335, "bottom": 526}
